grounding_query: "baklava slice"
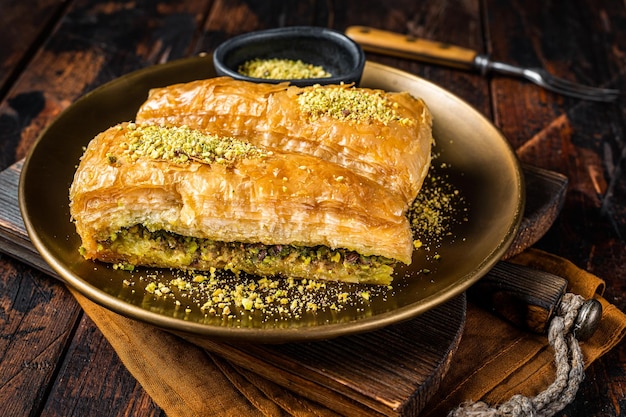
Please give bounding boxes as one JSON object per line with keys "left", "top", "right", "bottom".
{"left": 135, "top": 77, "right": 433, "bottom": 204}
{"left": 69, "top": 123, "right": 413, "bottom": 285}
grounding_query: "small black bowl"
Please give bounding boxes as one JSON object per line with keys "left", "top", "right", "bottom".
{"left": 213, "top": 26, "right": 365, "bottom": 87}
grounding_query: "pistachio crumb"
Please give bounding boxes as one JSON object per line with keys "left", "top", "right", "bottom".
{"left": 106, "top": 153, "right": 118, "bottom": 165}
{"left": 122, "top": 250, "right": 395, "bottom": 322}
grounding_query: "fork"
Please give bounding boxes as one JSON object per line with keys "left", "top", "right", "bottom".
{"left": 345, "top": 26, "right": 621, "bottom": 102}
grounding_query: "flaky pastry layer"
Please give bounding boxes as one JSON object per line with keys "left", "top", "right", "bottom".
{"left": 135, "top": 77, "right": 433, "bottom": 204}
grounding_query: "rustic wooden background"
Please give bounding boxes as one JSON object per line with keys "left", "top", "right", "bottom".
{"left": 0, "top": 0, "right": 624, "bottom": 416}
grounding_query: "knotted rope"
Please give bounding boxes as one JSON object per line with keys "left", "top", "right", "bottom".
{"left": 449, "top": 293, "right": 586, "bottom": 417}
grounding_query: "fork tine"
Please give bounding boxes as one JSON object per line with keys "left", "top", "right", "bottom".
{"left": 546, "top": 87, "right": 619, "bottom": 102}
{"left": 543, "top": 72, "right": 620, "bottom": 95}
{"left": 545, "top": 83, "right": 621, "bottom": 101}
{"left": 527, "top": 68, "right": 621, "bottom": 102}
{"left": 488, "top": 59, "right": 621, "bottom": 101}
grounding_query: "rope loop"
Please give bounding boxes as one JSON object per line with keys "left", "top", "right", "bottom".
{"left": 449, "top": 293, "right": 586, "bottom": 417}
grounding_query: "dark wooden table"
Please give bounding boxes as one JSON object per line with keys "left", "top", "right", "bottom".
{"left": 1, "top": 0, "right": 624, "bottom": 416}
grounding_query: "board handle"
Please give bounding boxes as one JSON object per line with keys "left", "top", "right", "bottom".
{"left": 345, "top": 25, "right": 478, "bottom": 69}
{"left": 469, "top": 262, "right": 602, "bottom": 340}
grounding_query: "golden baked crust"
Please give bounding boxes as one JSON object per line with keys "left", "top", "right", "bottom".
{"left": 69, "top": 123, "right": 413, "bottom": 284}
{"left": 135, "top": 77, "right": 433, "bottom": 204}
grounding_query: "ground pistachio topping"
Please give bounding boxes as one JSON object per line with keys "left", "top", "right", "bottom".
{"left": 407, "top": 154, "right": 469, "bottom": 271}
{"left": 238, "top": 58, "right": 331, "bottom": 80}
{"left": 120, "top": 123, "right": 268, "bottom": 165}
{"left": 122, "top": 268, "right": 392, "bottom": 322}
{"left": 297, "top": 85, "right": 413, "bottom": 125}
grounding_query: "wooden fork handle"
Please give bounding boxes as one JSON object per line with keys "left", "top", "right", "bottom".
{"left": 345, "top": 25, "right": 479, "bottom": 69}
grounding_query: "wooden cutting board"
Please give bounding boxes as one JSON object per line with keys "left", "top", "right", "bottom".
{"left": 0, "top": 161, "right": 568, "bottom": 417}
{"left": 183, "top": 296, "right": 466, "bottom": 417}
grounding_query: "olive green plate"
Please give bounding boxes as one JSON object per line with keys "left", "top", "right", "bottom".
{"left": 19, "top": 56, "right": 523, "bottom": 343}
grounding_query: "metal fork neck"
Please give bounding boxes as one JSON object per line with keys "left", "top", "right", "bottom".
{"left": 473, "top": 54, "right": 525, "bottom": 77}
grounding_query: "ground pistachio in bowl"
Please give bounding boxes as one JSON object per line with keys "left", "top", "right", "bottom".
{"left": 238, "top": 58, "right": 332, "bottom": 80}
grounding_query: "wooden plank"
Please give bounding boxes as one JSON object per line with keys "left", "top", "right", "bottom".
{"left": 484, "top": 0, "right": 621, "bottom": 148}
{"left": 0, "top": 0, "right": 67, "bottom": 97}
{"left": 0, "top": 160, "right": 57, "bottom": 276}
{"left": 503, "top": 164, "right": 569, "bottom": 259}
{"left": 0, "top": 251, "right": 81, "bottom": 416}
{"left": 39, "top": 313, "right": 164, "bottom": 417}
{"left": 484, "top": 0, "right": 626, "bottom": 301}
{"left": 484, "top": 0, "right": 626, "bottom": 416}
{"left": 195, "top": 0, "right": 328, "bottom": 54}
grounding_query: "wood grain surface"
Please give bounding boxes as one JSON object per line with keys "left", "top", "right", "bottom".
{"left": 0, "top": 0, "right": 624, "bottom": 416}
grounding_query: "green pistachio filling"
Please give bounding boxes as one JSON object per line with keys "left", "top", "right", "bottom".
{"left": 119, "top": 124, "right": 268, "bottom": 165}
{"left": 100, "top": 224, "right": 396, "bottom": 285}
